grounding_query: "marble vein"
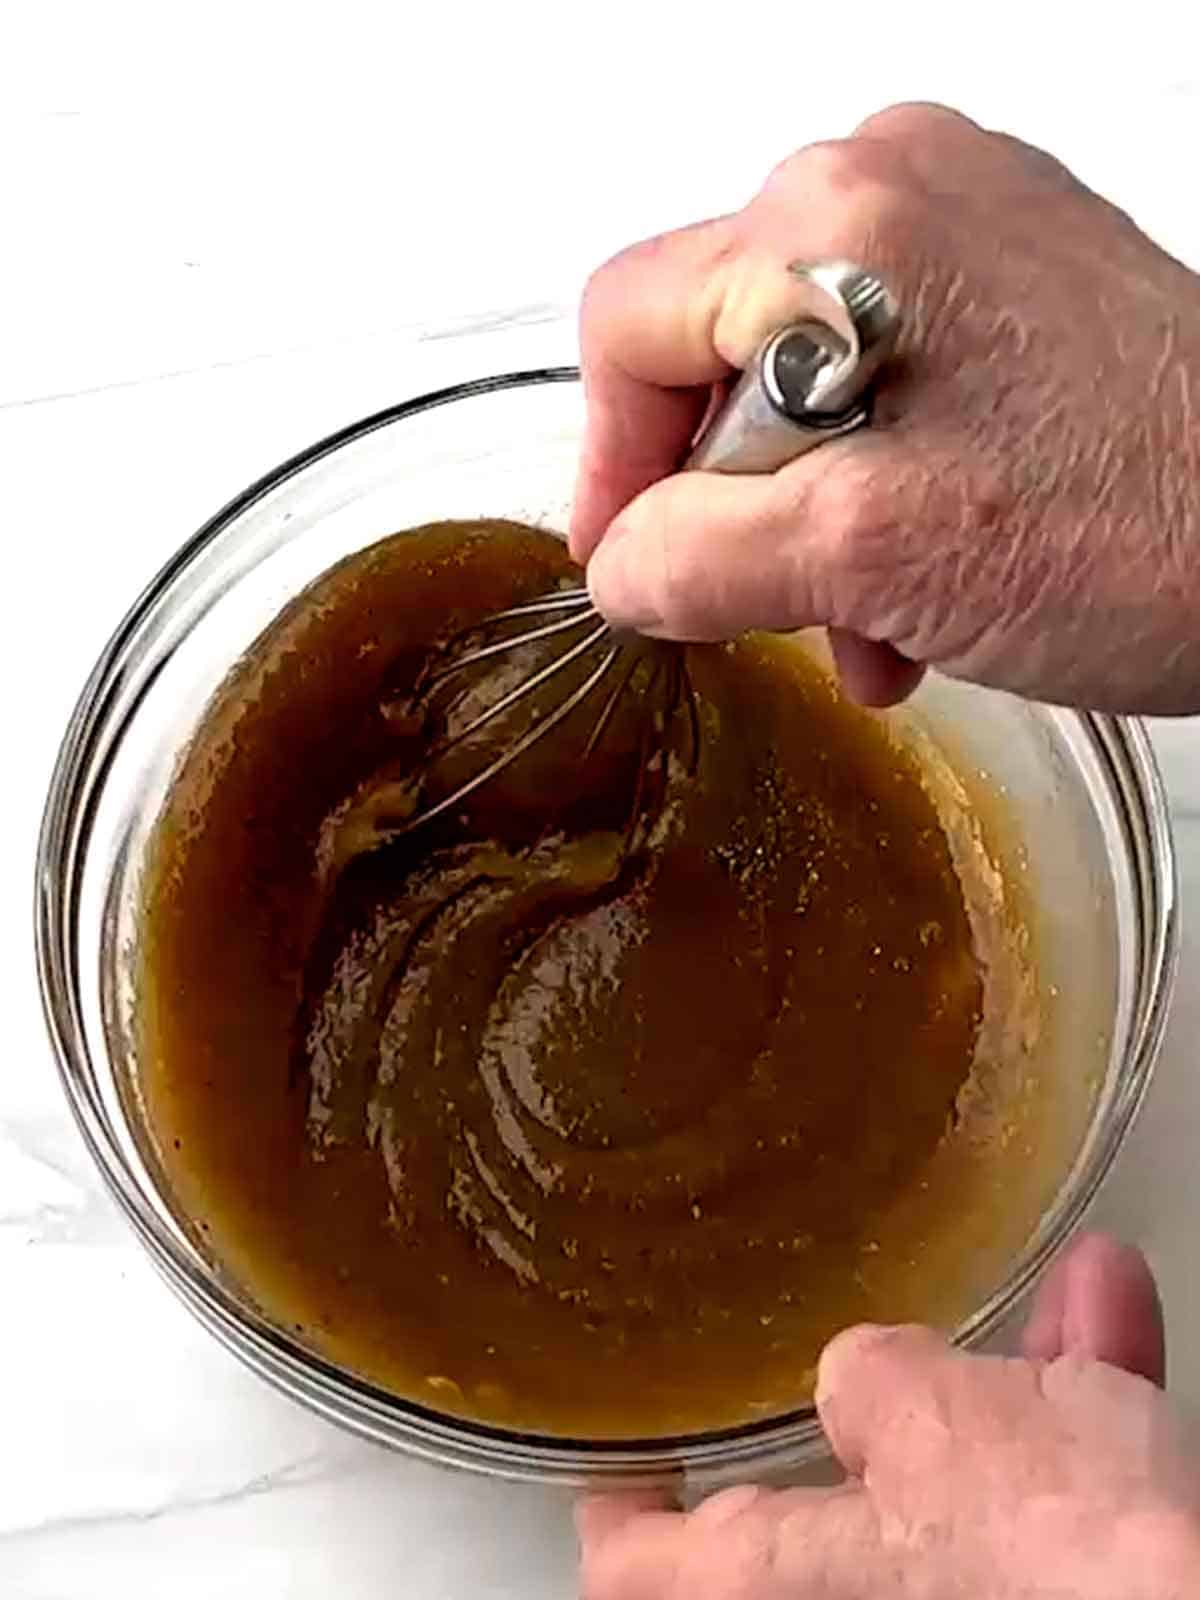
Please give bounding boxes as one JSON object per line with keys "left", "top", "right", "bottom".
{"left": 0, "top": 1120, "right": 118, "bottom": 1247}
{"left": 0, "top": 301, "right": 568, "bottom": 413}
{"left": 0, "top": 1450, "right": 353, "bottom": 1548}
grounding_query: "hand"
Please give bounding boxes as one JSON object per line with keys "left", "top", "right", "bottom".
{"left": 577, "top": 1235, "right": 1200, "bottom": 1600}
{"left": 571, "top": 104, "right": 1200, "bottom": 714}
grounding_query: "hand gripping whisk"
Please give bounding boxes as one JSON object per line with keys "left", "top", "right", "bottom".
{"left": 395, "top": 262, "right": 900, "bottom": 836}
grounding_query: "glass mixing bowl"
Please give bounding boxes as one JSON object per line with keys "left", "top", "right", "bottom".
{"left": 36, "top": 368, "right": 1177, "bottom": 1488}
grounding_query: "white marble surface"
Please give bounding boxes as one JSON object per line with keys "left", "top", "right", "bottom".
{"left": 4, "top": 4, "right": 1200, "bottom": 1594}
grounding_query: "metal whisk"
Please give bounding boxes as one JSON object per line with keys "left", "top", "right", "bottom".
{"left": 396, "top": 262, "right": 901, "bottom": 835}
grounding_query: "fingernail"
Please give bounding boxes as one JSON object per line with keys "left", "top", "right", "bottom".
{"left": 694, "top": 1485, "right": 767, "bottom": 1528}
{"left": 587, "top": 536, "right": 663, "bottom": 632}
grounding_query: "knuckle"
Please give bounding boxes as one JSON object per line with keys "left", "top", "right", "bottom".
{"left": 579, "top": 220, "right": 739, "bottom": 363}
{"left": 762, "top": 136, "right": 907, "bottom": 200}
{"left": 579, "top": 227, "right": 696, "bottom": 331}
{"left": 808, "top": 459, "right": 900, "bottom": 573}
{"left": 854, "top": 100, "right": 979, "bottom": 144}
{"left": 754, "top": 137, "right": 922, "bottom": 263}
{"left": 797, "top": 450, "right": 940, "bottom": 636}
{"left": 579, "top": 240, "right": 643, "bottom": 337}
{"left": 760, "top": 138, "right": 843, "bottom": 193}
{"left": 578, "top": 270, "right": 619, "bottom": 355}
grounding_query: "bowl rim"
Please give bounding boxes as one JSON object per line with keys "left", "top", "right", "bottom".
{"left": 34, "top": 366, "right": 1180, "bottom": 1482}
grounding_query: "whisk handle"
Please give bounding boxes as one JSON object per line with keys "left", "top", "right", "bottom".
{"left": 685, "top": 262, "right": 900, "bottom": 475}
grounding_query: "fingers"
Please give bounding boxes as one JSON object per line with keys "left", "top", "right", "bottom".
{"left": 578, "top": 1483, "right": 885, "bottom": 1600}
{"left": 569, "top": 130, "right": 926, "bottom": 566}
{"left": 585, "top": 468, "right": 801, "bottom": 637}
{"left": 815, "top": 1322, "right": 953, "bottom": 1478}
{"left": 1021, "top": 1232, "right": 1166, "bottom": 1387}
{"left": 579, "top": 1491, "right": 681, "bottom": 1568}
{"left": 575, "top": 1489, "right": 678, "bottom": 1548}
{"left": 585, "top": 429, "right": 923, "bottom": 643}
{"left": 854, "top": 101, "right": 982, "bottom": 143}
{"left": 572, "top": 103, "right": 1023, "bottom": 573}
{"left": 577, "top": 1497, "right": 689, "bottom": 1600}
{"left": 569, "top": 216, "right": 740, "bottom": 564}
{"left": 828, "top": 629, "right": 926, "bottom": 707}
{"left": 815, "top": 1240, "right": 1167, "bottom": 1488}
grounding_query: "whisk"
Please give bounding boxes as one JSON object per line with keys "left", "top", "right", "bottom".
{"left": 397, "top": 262, "right": 901, "bottom": 834}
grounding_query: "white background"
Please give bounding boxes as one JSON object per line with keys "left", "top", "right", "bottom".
{"left": 4, "top": 2, "right": 1200, "bottom": 1594}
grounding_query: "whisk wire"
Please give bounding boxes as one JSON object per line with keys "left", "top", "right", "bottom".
{"left": 424, "top": 605, "right": 600, "bottom": 686}
{"left": 581, "top": 648, "right": 646, "bottom": 761}
{"left": 398, "top": 637, "right": 622, "bottom": 835}
{"left": 480, "top": 590, "right": 595, "bottom": 622}
{"left": 429, "top": 619, "right": 613, "bottom": 761}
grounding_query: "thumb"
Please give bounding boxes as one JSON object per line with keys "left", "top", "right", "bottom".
{"left": 577, "top": 1483, "right": 888, "bottom": 1600}
{"left": 585, "top": 431, "right": 918, "bottom": 644}
{"left": 828, "top": 628, "right": 926, "bottom": 708}
{"left": 1021, "top": 1232, "right": 1166, "bottom": 1387}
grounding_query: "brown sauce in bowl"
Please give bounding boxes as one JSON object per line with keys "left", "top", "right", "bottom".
{"left": 134, "top": 519, "right": 1048, "bottom": 1438}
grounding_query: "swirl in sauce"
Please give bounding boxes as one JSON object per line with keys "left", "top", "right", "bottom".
{"left": 135, "top": 520, "right": 1049, "bottom": 1438}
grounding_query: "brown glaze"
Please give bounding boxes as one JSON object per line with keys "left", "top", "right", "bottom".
{"left": 134, "top": 519, "right": 1049, "bottom": 1439}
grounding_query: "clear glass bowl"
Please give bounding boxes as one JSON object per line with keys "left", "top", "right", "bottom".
{"left": 36, "top": 368, "right": 1178, "bottom": 1488}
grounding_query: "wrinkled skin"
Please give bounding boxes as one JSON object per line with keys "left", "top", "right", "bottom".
{"left": 571, "top": 103, "right": 1200, "bottom": 713}
{"left": 578, "top": 1236, "right": 1200, "bottom": 1600}
{"left": 572, "top": 104, "right": 1200, "bottom": 1597}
